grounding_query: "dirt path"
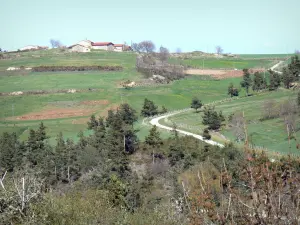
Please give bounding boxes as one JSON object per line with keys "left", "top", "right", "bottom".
{"left": 149, "top": 109, "right": 224, "bottom": 148}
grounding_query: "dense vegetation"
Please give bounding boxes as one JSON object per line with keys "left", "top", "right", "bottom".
{"left": 1, "top": 102, "right": 300, "bottom": 224}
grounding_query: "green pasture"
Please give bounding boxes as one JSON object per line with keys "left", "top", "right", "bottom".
{"left": 165, "top": 89, "right": 299, "bottom": 155}
{"left": 0, "top": 50, "right": 137, "bottom": 71}
{"left": 170, "top": 57, "right": 277, "bottom": 69}
{"left": 0, "top": 75, "right": 243, "bottom": 142}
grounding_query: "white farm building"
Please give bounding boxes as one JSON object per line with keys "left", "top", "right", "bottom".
{"left": 68, "top": 44, "right": 91, "bottom": 53}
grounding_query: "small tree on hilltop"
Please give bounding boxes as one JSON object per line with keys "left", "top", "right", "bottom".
{"left": 158, "top": 46, "right": 170, "bottom": 64}
{"left": 141, "top": 98, "right": 158, "bottom": 117}
{"left": 215, "top": 45, "right": 223, "bottom": 55}
{"left": 139, "top": 41, "right": 155, "bottom": 53}
{"left": 191, "top": 97, "right": 203, "bottom": 112}
{"left": 240, "top": 68, "right": 252, "bottom": 96}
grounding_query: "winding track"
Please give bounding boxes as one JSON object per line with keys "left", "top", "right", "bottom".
{"left": 149, "top": 60, "right": 285, "bottom": 147}
{"left": 150, "top": 109, "right": 224, "bottom": 147}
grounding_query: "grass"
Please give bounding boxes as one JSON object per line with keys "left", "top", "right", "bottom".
{"left": 0, "top": 75, "right": 243, "bottom": 142}
{"left": 0, "top": 49, "right": 298, "bottom": 155}
{"left": 165, "top": 89, "right": 300, "bottom": 155}
{"left": 170, "top": 57, "right": 277, "bottom": 69}
{"left": 0, "top": 50, "right": 137, "bottom": 71}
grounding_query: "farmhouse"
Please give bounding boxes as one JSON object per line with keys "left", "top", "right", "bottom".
{"left": 77, "top": 40, "right": 92, "bottom": 48}
{"left": 91, "top": 42, "right": 114, "bottom": 51}
{"left": 68, "top": 44, "right": 91, "bottom": 53}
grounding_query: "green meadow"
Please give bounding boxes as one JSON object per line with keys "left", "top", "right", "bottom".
{"left": 162, "top": 89, "right": 299, "bottom": 155}
{"left": 0, "top": 49, "right": 298, "bottom": 155}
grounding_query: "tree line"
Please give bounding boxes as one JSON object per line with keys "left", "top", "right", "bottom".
{"left": 228, "top": 55, "right": 300, "bottom": 97}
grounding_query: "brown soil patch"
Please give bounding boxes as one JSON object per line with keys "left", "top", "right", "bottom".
{"left": 80, "top": 100, "right": 109, "bottom": 105}
{"left": 15, "top": 108, "right": 95, "bottom": 121}
{"left": 185, "top": 68, "right": 265, "bottom": 79}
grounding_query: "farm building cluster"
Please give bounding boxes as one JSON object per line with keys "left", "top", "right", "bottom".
{"left": 17, "top": 40, "right": 131, "bottom": 53}
{"left": 68, "top": 40, "right": 132, "bottom": 53}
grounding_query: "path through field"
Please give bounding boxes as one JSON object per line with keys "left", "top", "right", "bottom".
{"left": 151, "top": 59, "right": 288, "bottom": 148}
{"left": 149, "top": 109, "right": 224, "bottom": 147}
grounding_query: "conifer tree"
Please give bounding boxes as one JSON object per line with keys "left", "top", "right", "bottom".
{"left": 87, "top": 115, "right": 99, "bottom": 130}
{"left": 282, "top": 68, "right": 294, "bottom": 89}
{"left": 119, "top": 103, "right": 138, "bottom": 126}
{"left": 240, "top": 68, "right": 252, "bottom": 95}
{"left": 252, "top": 72, "right": 267, "bottom": 91}
{"left": 141, "top": 98, "right": 158, "bottom": 117}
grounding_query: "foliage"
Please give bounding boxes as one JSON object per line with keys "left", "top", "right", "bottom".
{"left": 252, "top": 72, "right": 267, "bottom": 91}
{"left": 228, "top": 82, "right": 239, "bottom": 97}
{"left": 141, "top": 98, "right": 159, "bottom": 117}
{"left": 202, "top": 128, "right": 211, "bottom": 140}
{"left": 282, "top": 67, "right": 295, "bottom": 89}
{"left": 202, "top": 106, "right": 225, "bottom": 130}
{"left": 190, "top": 97, "right": 203, "bottom": 112}
{"left": 268, "top": 70, "right": 282, "bottom": 90}
{"left": 240, "top": 68, "right": 252, "bottom": 95}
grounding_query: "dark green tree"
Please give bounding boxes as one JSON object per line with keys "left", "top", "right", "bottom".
{"left": 119, "top": 103, "right": 138, "bottom": 126}
{"left": 145, "top": 125, "right": 163, "bottom": 148}
{"left": 288, "top": 55, "right": 300, "bottom": 79}
{"left": 106, "top": 110, "right": 115, "bottom": 127}
{"left": 269, "top": 70, "right": 281, "bottom": 90}
{"left": 141, "top": 98, "right": 158, "bottom": 117}
{"left": 168, "top": 144, "right": 184, "bottom": 166}
{"left": 240, "top": 68, "right": 252, "bottom": 95}
{"left": 202, "top": 106, "right": 223, "bottom": 130}
{"left": 228, "top": 83, "right": 239, "bottom": 97}
{"left": 282, "top": 68, "right": 294, "bottom": 89}
{"left": 160, "top": 106, "right": 168, "bottom": 114}
{"left": 0, "top": 132, "right": 18, "bottom": 171}
{"left": 145, "top": 125, "right": 163, "bottom": 164}
{"left": 252, "top": 72, "right": 267, "bottom": 91}
{"left": 55, "top": 132, "right": 68, "bottom": 181}
{"left": 191, "top": 97, "right": 203, "bottom": 112}
{"left": 87, "top": 115, "right": 99, "bottom": 130}
{"left": 203, "top": 129, "right": 211, "bottom": 140}
{"left": 297, "top": 91, "right": 300, "bottom": 107}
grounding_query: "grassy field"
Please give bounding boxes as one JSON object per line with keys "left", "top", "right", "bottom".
{"left": 171, "top": 58, "right": 276, "bottom": 69}
{"left": 0, "top": 49, "right": 298, "bottom": 154}
{"left": 163, "top": 89, "right": 300, "bottom": 155}
{"left": 0, "top": 75, "right": 241, "bottom": 143}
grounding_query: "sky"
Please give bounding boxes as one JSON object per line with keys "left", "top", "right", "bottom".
{"left": 1, "top": 0, "right": 299, "bottom": 54}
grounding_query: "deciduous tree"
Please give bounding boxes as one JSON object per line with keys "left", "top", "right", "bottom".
{"left": 158, "top": 46, "right": 170, "bottom": 63}
{"left": 215, "top": 45, "right": 223, "bottom": 55}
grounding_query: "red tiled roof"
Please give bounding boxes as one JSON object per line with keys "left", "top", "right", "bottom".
{"left": 92, "top": 42, "right": 113, "bottom": 46}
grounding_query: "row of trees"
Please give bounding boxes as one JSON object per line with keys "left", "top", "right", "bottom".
{"left": 228, "top": 55, "right": 300, "bottom": 97}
